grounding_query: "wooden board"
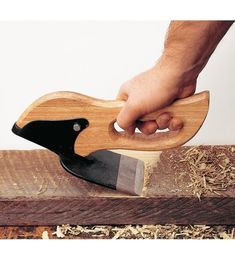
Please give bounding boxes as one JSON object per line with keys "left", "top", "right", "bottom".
{"left": 0, "top": 146, "right": 234, "bottom": 225}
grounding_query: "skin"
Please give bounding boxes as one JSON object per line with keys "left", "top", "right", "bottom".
{"left": 117, "top": 21, "right": 234, "bottom": 135}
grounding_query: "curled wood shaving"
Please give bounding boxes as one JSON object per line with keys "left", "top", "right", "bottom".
{"left": 179, "top": 146, "right": 235, "bottom": 199}
{"left": 52, "top": 226, "right": 65, "bottom": 238}
{"left": 53, "top": 224, "right": 235, "bottom": 239}
{"left": 41, "top": 231, "right": 49, "bottom": 239}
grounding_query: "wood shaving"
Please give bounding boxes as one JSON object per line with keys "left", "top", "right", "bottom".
{"left": 52, "top": 225, "right": 65, "bottom": 238}
{"left": 142, "top": 161, "right": 153, "bottom": 194}
{"left": 53, "top": 224, "right": 235, "bottom": 239}
{"left": 41, "top": 231, "right": 49, "bottom": 239}
{"left": 36, "top": 178, "right": 48, "bottom": 195}
{"left": 219, "top": 231, "right": 231, "bottom": 239}
{"left": 179, "top": 146, "right": 235, "bottom": 199}
{"left": 232, "top": 228, "right": 235, "bottom": 238}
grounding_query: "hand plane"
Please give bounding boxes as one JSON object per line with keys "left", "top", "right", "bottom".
{"left": 12, "top": 91, "right": 209, "bottom": 195}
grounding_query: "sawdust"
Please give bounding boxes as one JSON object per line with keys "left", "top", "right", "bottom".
{"left": 52, "top": 224, "right": 235, "bottom": 239}
{"left": 179, "top": 146, "right": 235, "bottom": 199}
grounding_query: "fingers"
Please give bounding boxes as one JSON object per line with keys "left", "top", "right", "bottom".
{"left": 117, "top": 84, "right": 136, "bottom": 135}
{"left": 116, "top": 82, "right": 129, "bottom": 100}
{"left": 137, "top": 120, "right": 159, "bottom": 135}
{"left": 117, "top": 83, "right": 138, "bottom": 134}
{"left": 116, "top": 74, "right": 188, "bottom": 135}
{"left": 117, "top": 109, "right": 183, "bottom": 135}
{"left": 169, "top": 117, "right": 184, "bottom": 131}
{"left": 156, "top": 113, "right": 171, "bottom": 129}
{"left": 117, "top": 84, "right": 184, "bottom": 135}
{"left": 117, "top": 99, "right": 144, "bottom": 135}
{"left": 137, "top": 113, "right": 171, "bottom": 134}
{"left": 137, "top": 114, "right": 183, "bottom": 135}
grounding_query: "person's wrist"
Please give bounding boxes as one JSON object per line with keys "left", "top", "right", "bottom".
{"left": 157, "top": 52, "right": 202, "bottom": 84}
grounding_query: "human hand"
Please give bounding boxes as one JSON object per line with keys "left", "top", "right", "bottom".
{"left": 116, "top": 59, "right": 197, "bottom": 135}
{"left": 116, "top": 21, "right": 233, "bottom": 135}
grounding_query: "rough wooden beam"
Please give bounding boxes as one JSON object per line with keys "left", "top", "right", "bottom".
{"left": 0, "top": 146, "right": 234, "bottom": 225}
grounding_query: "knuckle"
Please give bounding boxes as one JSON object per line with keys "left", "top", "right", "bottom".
{"left": 119, "top": 82, "right": 130, "bottom": 94}
{"left": 140, "top": 121, "right": 158, "bottom": 135}
{"left": 117, "top": 83, "right": 130, "bottom": 100}
{"left": 157, "top": 113, "right": 171, "bottom": 129}
{"left": 169, "top": 118, "right": 183, "bottom": 130}
{"left": 142, "top": 128, "right": 153, "bottom": 135}
{"left": 127, "top": 99, "right": 146, "bottom": 116}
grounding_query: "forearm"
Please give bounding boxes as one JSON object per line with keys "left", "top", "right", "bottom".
{"left": 160, "top": 21, "right": 234, "bottom": 81}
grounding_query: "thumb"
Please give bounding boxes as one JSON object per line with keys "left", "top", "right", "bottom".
{"left": 117, "top": 98, "right": 144, "bottom": 135}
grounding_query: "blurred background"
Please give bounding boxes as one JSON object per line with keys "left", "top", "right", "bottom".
{"left": 0, "top": 21, "right": 235, "bottom": 149}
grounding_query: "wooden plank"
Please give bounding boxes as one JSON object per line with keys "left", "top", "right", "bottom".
{"left": 0, "top": 146, "right": 234, "bottom": 225}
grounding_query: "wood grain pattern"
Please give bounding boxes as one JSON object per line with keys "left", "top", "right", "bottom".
{"left": 0, "top": 146, "right": 235, "bottom": 225}
{"left": 15, "top": 91, "right": 209, "bottom": 156}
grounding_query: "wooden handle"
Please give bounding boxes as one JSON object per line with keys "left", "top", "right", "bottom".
{"left": 16, "top": 90, "right": 209, "bottom": 156}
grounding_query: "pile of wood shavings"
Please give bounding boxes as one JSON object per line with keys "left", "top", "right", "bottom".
{"left": 48, "top": 224, "right": 235, "bottom": 239}
{"left": 179, "top": 146, "right": 235, "bottom": 199}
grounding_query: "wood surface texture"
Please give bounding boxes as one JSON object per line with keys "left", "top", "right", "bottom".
{"left": 0, "top": 145, "right": 234, "bottom": 226}
{"left": 16, "top": 91, "right": 209, "bottom": 156}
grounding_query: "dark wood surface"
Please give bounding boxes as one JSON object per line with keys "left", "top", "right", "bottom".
{"left": 0, "top": 146, "right": 234, "bottom": 226}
